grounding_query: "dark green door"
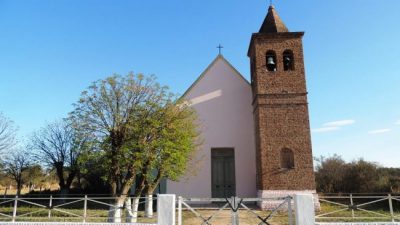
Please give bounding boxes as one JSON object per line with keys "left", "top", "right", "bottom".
{"left": 211, "top": 148, "right": 236, "bottom": 198}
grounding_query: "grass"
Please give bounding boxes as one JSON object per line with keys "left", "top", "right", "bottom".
{"left": 316, "top": 200, "right": 400, "bottom": 223}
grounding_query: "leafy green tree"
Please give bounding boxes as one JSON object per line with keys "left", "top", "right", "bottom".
{"left": 69, "top": 74, "right": 198, "bottom": 222}
{"left": 130, "top": 99, "right": 198, "bottom": 219}
{"left": 342, "top": 159, "right": 380, "bottom": 193}
{"left": 315, "top": 154, "right": 347, "bottom": 193}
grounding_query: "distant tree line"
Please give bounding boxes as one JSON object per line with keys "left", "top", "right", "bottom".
{"left": 315, "top": 154, "right": 400, "bottom": 193}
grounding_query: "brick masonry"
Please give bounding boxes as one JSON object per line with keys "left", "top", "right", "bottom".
{"left": 248, "top": 7, "right": 317, "bottom": 209}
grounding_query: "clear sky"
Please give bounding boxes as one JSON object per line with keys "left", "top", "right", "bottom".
{"left": 0, "top": 0, "right": 399, "bottom": 167}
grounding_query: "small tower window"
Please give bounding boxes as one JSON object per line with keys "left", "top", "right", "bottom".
{"left": 266, "top": 51, "right": 277, "bottom": 72}
{"left": 283, "top": 50, "right": 294, "bottom": 71}
{"left": 280, "top": 148, "right": 294, "bottom": 169}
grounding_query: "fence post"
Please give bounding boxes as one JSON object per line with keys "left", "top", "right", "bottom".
{"left": 157, "top": 194, "right": 175, "bottom": 225}
{"left": 48, "top": 195, "right": 53, "bottom": 218}
{"left": 83, "top": 195, "right": 88, "bottom": 223}
{"left": 12, "top": 195, "right": 18, "bottom": 222}
{"left": 294, "top": 194, "right": 315, "bottom": 225}
{"left": 388, "top": 194, "right": 394, "bottom": 222}
{"left": 230, "top": 196, "right": 239, "bottom": 225}
{"left": 178, "top": 196, "right": 182, "bottom": 225}
{"left": 288, "top": 196, "right": 293, "bottom": 225}
{"left": 350, "top": 194, "right": 355, "bottom": 218}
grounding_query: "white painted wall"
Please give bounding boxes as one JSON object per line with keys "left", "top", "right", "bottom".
{"left": 166, "top": 56, "right": 257, "bottom": 198}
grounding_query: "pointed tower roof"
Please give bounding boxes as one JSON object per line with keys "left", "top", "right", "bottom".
{"left": 259, "top": 5, "right": 289, "bottom": 33}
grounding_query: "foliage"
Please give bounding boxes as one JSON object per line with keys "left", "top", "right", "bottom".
{"left": 68, "top": 73, "right": 198, "bottom": 201}
{"left": 131, "top": 97, "right": 199, "bottom": 198}
{"left": 315, "top": 155, "right": 400, "bottom": 193}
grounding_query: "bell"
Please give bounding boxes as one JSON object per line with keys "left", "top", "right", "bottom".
{"left": 284, "top": 56, "right": 291, "bottom": 63}
{"left": 267, "top": 56, "right": 275, "bottom": 65}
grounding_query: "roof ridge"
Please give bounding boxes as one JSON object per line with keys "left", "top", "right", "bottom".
{"left": 259, "top": 5, "right": 289, "bottom": 33}
{"left": 181, "top": 55, "right": 250, "bottom": 99}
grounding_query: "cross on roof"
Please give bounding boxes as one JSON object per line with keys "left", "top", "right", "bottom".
{"left": 217, "top": 44, "right": 224, "bottom": 55}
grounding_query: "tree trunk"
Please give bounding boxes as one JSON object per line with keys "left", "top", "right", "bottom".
{"left": 59, "top": 186, "right": 69, "bottom": 204}
{"left": 108, "top": 196, "right": 126, "bottom": 223}
{"left": 145, "top": 185, "right": 157, "bottom": 219}
{"left": 144, "top": 176, "right": 161, "bottom": 218}
{"left": 125, "top": 196, "right": 142, "bottom": 223}
{"left": 145, "top": 194, "right": 153, "bottom": 218}
{"left": 132, "top": 196, "right": 141, "bottom": 222}
{"left": 128, "top": 175, "right": 146, "bottom": 223}
{"left": 125, "top": 197, "right": 133, "bottom": 222}
{"left": 16, "top": 180, "right": 22, "bottom": 196}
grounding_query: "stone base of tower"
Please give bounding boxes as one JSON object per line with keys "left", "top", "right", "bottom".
{"left": 257, "top": 190, "right": 320, "bottom": 211}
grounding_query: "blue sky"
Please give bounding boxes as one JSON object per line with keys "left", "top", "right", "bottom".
{"left": 0, "top": 0, "right": 399, "bottom": 167}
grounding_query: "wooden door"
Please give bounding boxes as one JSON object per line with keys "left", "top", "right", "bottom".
{"left": 211, "top": 148, "right": 236, "bottom": 198}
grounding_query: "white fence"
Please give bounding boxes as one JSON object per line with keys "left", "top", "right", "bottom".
{"left": 0, "top": 194, "right": 178, "bottom": 225}
{"left": 316, "top": 194, "right": 400, "bottom": 223}
{"left": 2, "top": 194, "right": 399, "bottom": 225}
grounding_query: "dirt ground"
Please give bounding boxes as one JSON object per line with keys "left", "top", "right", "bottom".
{"left": 180, "top": 209, "right": 290, "bottom": 225}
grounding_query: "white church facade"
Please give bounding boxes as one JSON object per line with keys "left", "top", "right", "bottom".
{"left": 166, "top": 55, "right": 257, "bottom": 198}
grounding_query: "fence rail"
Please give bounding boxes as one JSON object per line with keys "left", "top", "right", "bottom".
{"left": 316, "top": 194, "right": 400, "bottom": 222}
{"left": 0, "top": 195, "right": 157, "bottom": 224}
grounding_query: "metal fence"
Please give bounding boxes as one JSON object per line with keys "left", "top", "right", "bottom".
{"left": 316, "top": 194, "right": 400, "bottom": 222}
{"left": 177, "top": 196, "right": 294, "bottom": 225}
{"left": 0, "top": 195, "right": 157, "bottom": 224}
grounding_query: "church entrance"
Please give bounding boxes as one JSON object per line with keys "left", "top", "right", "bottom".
{"left": 211, "top": 148, "right": 236, "bottom": 198}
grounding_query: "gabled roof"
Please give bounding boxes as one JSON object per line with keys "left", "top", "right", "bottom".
{"left": 259, "top": 5, "right": 289, "bottom": 33}
{"left": 181, "top": 55, "right": 250, "bottom": 98}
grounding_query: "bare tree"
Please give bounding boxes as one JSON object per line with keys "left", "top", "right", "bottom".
{"left": 3, "top": 149, "right": 31, "bottom": 195}
{"left": 0, "top": 113, "right": 17, "bottom": 154}
{"left": 30, "top": 120, "right": 85, "bottom": 196}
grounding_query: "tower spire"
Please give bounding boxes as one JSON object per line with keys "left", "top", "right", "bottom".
{"left": 259, "top": 5, "right": 289, "bottom": 33}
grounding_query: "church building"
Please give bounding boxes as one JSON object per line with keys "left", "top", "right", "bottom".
{"left": 166, "top": 5, "right": 317, "bottom": 208}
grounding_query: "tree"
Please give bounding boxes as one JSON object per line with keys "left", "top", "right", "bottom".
{"left": 315, "top": 155, "right": 400, "bottom": 193}
{"left": 69, "top": 74, "right": 198, "bottom": 222}
{"left": 0, "top": 113, "right": 17, "bottom": 154}
{"left": 24, "top": 164, "right": 45, "bottom": 192}
{"left": 342, "top": 159, "right": 380, "bottom": 193}
{"left": 315, "top": 154, "right": 347, "bottom": 193}
{"left": 3, "top": 149, "right": 31, "bottom": 195}
{"left": 30, "top": 120, "right": 86, "bottom": 196}
{"left": 128, "top": 99, "right": 198, "bottom": 220}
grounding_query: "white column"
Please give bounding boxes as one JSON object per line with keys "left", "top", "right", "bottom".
{"left": 294, "top": 194, "right": 315, "bottom": 225}
{"left": 157, "top": 194, "right": 176, "bottom": 225}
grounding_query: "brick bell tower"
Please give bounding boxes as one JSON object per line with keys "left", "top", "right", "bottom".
{"left": 248, "top": 5, "right": 317, "bottom": 208}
